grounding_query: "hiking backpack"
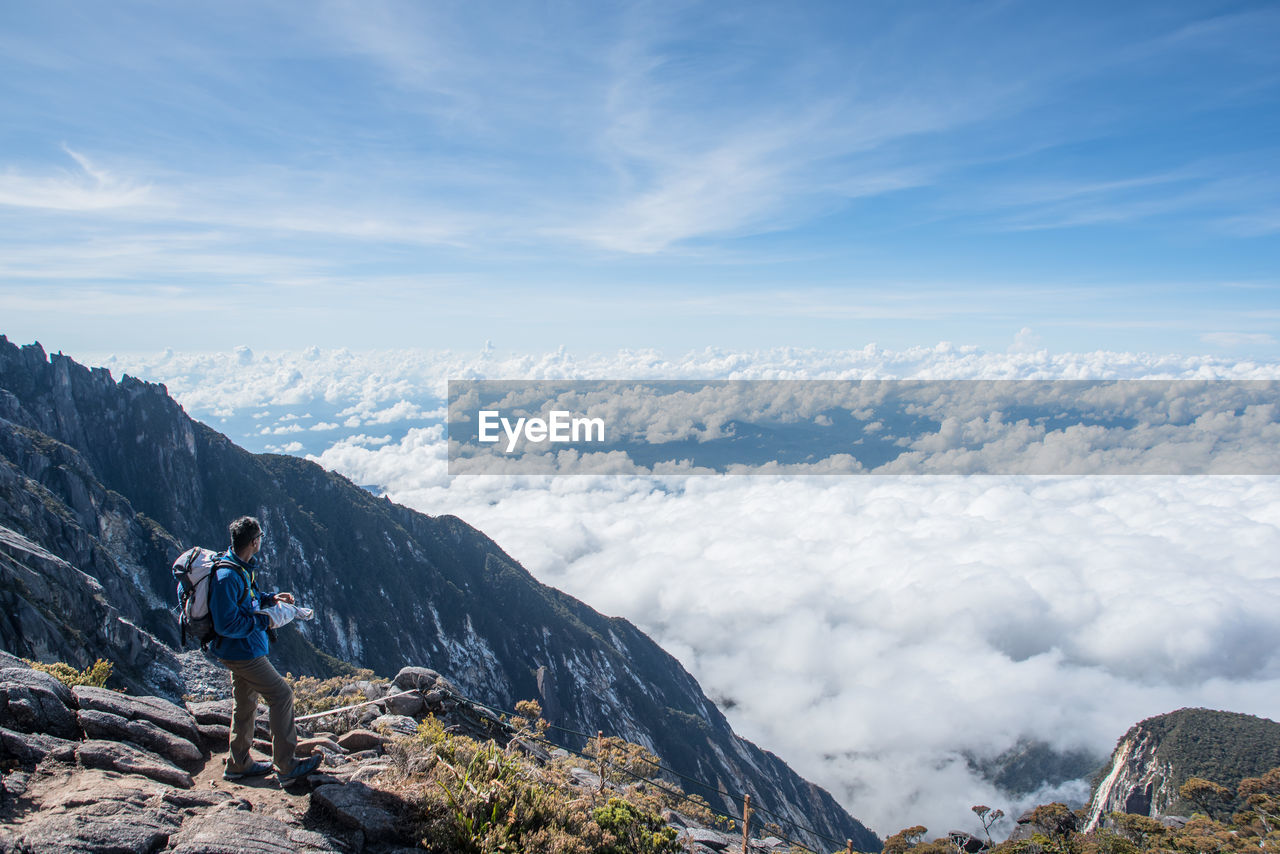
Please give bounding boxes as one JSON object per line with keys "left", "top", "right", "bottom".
{"left": 173, "top": 547, "right": 222, "bottom": 647}
{"left": 174, "top": 546, "right": 256, "bottom": 647}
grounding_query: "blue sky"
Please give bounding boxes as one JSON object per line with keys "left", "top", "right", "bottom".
{"left": 5, "top": 5, "right": 1280, "bottom": 834}
{"left": 2, "top": 1, "right": 1278, "bottom": 358}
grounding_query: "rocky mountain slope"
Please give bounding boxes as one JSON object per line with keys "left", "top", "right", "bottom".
{"left": 1084, "top": 707, "right": 1280, "bottom": 830}
{"left": 0, "top": 336, "right": 877, "bottom": 852}
{"left": 1, "top": 656, "right": 815, "bottom": 853}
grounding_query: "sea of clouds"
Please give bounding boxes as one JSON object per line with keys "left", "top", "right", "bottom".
{"left": 95, "top": 343, "right": 1280, "bottom": 838}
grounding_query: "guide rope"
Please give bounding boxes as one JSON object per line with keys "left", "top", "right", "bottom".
{"left": 294, "top": 689, "right": 418, "bottom": 723}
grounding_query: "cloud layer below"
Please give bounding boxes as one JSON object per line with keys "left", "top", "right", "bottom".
{"left": 95, "top": 343, "right": 1280, "bottom": 837}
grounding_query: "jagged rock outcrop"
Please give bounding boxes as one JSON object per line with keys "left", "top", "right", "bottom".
{"left": 0, "top": 469, "right": 183, "bottom": 697}
{"left": 1084, "top": 707, "right": 1280, "bottom": 830}
{"left": 0, "top": 337, "right": 880, "bottom": 852}
{"left": 0, "top": 666, "right": 79, "bottom": 739}
{"left": 73, "top": 685, "right": 204, "bottom": 745}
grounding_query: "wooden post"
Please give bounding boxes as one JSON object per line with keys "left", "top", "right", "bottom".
{"left": 596, "top": 731, "right": 604, "bottom": 792}
{"left": 741, "top": 793, "right": 751, "bottom": 854}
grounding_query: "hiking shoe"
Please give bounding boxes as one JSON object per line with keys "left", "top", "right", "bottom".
{"left": 223, "top": 760, "right": 272, "bottom": 781}
{"left": 276, "top": 753, "right": 322, "bottom": 785}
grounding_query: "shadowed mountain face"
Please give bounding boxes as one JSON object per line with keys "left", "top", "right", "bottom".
{"left": 0, "top": 336, "right": 878, "bottom": 852}
{"left": 967, "top": 737, "right": 1103, "bottom": 799}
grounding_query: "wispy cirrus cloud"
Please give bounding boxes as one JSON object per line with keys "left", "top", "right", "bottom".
{"left": 0, "top": 146, "right": 154, "bottom": 211}
{"left": 1201, "top": 331, "right": 1279, "bottom": 350}
{"left": 2, "top": 2, "right": 1277, "bottom": 357}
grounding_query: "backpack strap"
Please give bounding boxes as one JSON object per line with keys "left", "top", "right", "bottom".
{"left": 213, "top": 558, "right": 254, "bottom": 603}
{"left": 209, "top": 558, "right": 255, "bottom": 650}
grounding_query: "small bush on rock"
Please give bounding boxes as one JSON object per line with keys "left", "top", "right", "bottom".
{"left": 287, "top": 670, "right": 377, "bottom": 730}
{"left": 591, "top": 798, "right": 680, "bottom": 854}
{"left": 377, "top": 713, "right": 686, "bottom": 854}
{"left": 26, "top": 658, "right": 112, "bottom": 689}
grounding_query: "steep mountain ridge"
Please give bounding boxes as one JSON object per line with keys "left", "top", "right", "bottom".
{"left": 0, "top": 336, "right": 878, "bottom": 852}
{"left": 1084, "top": 707, "right": 1280, "bottom": 830}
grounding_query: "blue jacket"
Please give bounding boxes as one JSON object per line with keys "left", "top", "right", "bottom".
{"left": 208, "top": 549, "right": 271, "bottom": 661}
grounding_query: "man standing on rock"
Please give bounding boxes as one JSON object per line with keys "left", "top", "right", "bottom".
{"left": 209, "top": 515, "right": 322, "bottom": 785}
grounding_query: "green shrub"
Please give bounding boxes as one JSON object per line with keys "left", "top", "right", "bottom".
{"left": 286, "top": 669, "right": 377, "bottom": 731}
{"left": 26, "top": 658, "right": 112, "bottom": 688}
{"left": 591, "top": 798, "right": 680, "bottom": 854}
{"left": 388, "top": 714, "right": 691, "bottom": 854}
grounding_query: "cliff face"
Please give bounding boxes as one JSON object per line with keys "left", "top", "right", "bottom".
{"left": 1084, "top": 726, "right": 1177, "bottom": 831}
{"left": 1085, "top": 708, "right": 1280, "bottom": 831}
{"left": 0, "top": 336, "right": 878, "bottom": 852}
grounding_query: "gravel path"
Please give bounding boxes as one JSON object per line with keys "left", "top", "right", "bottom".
{"left": 178, "top": 649, "right": 233, "bottom": 701}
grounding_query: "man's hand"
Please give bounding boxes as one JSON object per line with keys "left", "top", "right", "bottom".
{"left": 276, "top": 592, "right": 295, "bottom": 605}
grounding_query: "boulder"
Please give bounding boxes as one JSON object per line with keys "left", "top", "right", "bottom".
{"left": 370, "top": 714, "right": 419, "bottom": 737}
{"left": 73, "top": 685, "right": 201, "bottom": 744}
{"left": 383, "top": 691, "right": 424, "bottom": 717}
{"left": 155, "top": 787, "right": 237, "bottom": 811}
{"left": 0, "top": 725, "right": 77, "bottom": 764}
{"left": 311, "top": 781, "right": 400, "bottom": 841}
{"left": 1, "top": 769, "right": 185, "bottom": 854}
{"left": 0, "top": 651, "right": 29, "bottom": 669}
{"left": 169, "top": 804, "right": 345, "bottom": 853}
{"left": 2, "top": 768, "right": 31, "bottom": 798}
{"left": 185, "top": 699, "right": 233, "bottom": 726}
{"left": 680, "top": 827, "right": 733, "bottom": 851}
{"left": 75, "top": 739, "right": 194, "bottom": 789}
{"left": 297, "top": 736, "right": 343, "bottom": 757}
{"left": 6, "top": 791, "right": 182, "bottom": 853}
{"left": 306, "top": 771, "right": 348, "bottom": 788}
{"left": 391, "top": 666, "right": 440, "bottom": 692}
{"left": 349, "top": 762, "right": 393, "bottom": 783}
{"left": 197, "top": 722, "right": 231, "bottom": 750}
{"left": 77, "top": 708, "right": 203, "bottom": 769}
{"left": 362, "top": 680, "right": 388, "bottom": 699}
{"left": 569, "top": 767, "right": 602, "bottom": 789}
{"left": 0, "top": 667, "right": 78, "bottom": 739}
{"left": 946, "top": 831, "right": 985, "bottom": 853}
{"left": 337, "top": 729, "right": 387, "bottom": 753}
{"left": 663, "top": 809, "right": 692, "bottom": 828}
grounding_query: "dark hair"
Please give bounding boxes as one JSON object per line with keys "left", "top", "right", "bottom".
{"left": 229, "top": 516, "right": 262, "bottom": 551}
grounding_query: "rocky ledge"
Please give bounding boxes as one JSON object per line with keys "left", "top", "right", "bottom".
{"left": 1, "top": 659, "right": 799, "bottom": 853}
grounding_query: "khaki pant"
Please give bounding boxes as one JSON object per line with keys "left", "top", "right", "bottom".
{"left": 221, "top": 655, "right": 299, "bottom": 774}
